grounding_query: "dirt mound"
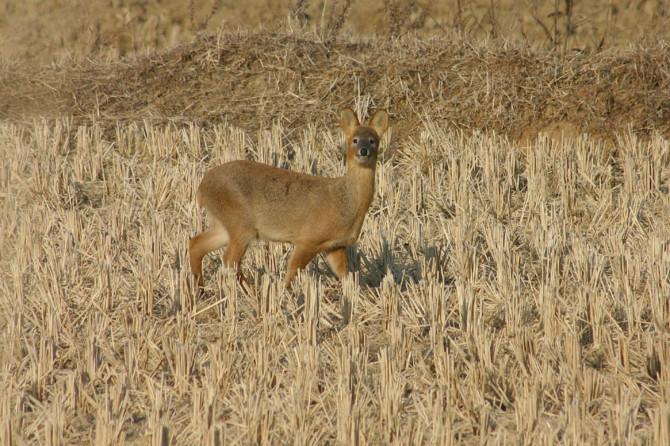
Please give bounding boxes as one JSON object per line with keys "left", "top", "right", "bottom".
{"left": 2, "top": 28, "right": 669, "bottom": 142}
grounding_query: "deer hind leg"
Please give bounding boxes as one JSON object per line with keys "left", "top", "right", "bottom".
{"left": 222, "top": 232, "right": 253, "bottom": 294}
{"left": 284, "top": 244, "right": 321, "bottom": 289}
{"left": 326, "top": 247, "right": 348, "bottom": 279}
{"left": 189, "top": 218, "right": 229, "bottom": 288}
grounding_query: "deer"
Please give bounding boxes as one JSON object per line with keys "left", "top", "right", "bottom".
{"left": 188, "top": 108, "right": 389, "bottom": 292}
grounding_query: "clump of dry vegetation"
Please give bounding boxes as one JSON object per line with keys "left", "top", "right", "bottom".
{"left": 2, "top": 27, "right": 670, "bottom": 145}
{"left": 2, "top": 0, "right": 670, "bottom": 444}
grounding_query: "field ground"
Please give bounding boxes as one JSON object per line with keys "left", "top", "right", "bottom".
{"left": 2, "top": 1, "right": 670, "bottom": 444}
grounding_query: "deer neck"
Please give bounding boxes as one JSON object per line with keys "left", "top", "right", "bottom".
{"left": 342, "top": 164, "right": 376, "bottom": 213}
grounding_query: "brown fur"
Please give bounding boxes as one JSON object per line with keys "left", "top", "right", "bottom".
{"left": 189, "top": 108, "right": 389, "bottom": 290}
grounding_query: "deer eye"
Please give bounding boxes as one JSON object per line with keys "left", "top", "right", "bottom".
{"left": 369, "top": 138, "right": 375, "bottom": 145}
{"left": 352, "top": 138, "right": 358, "bottom": 144}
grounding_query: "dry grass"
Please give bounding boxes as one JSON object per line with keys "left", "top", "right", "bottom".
{"left": 1, "top": 111, "right": 669, "bottom": 443}
{"left": 2, "top": 27, "right": 670, "bottom": 147}
{"left": 2, "top": 3, "right": 670, "bottom": 145}
{"left": 2, "top": 1, "right": 670, "bottom": 444}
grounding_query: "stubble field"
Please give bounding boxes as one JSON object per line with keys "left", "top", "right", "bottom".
{"left": 1, "top": 1, "right": 670, "bottom": 444}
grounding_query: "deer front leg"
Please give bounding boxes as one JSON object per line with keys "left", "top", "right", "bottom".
{"left": 284, "top": 244, "right": 320, "bottom": 289}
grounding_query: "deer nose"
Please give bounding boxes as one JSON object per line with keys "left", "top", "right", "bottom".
{"left": 358, "top": 147, "right": 370, "bottom": 157}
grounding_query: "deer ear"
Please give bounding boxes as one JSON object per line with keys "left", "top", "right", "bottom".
{"left": 340, "top": 108, "right": 359, "bottom": 134}
{"left": 368, "top": 110, "right": 389, "bottom": 136}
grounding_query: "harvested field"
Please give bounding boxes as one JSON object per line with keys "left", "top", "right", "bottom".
{"left": 1, "top": 1, "right": 670, "bottom": 444}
